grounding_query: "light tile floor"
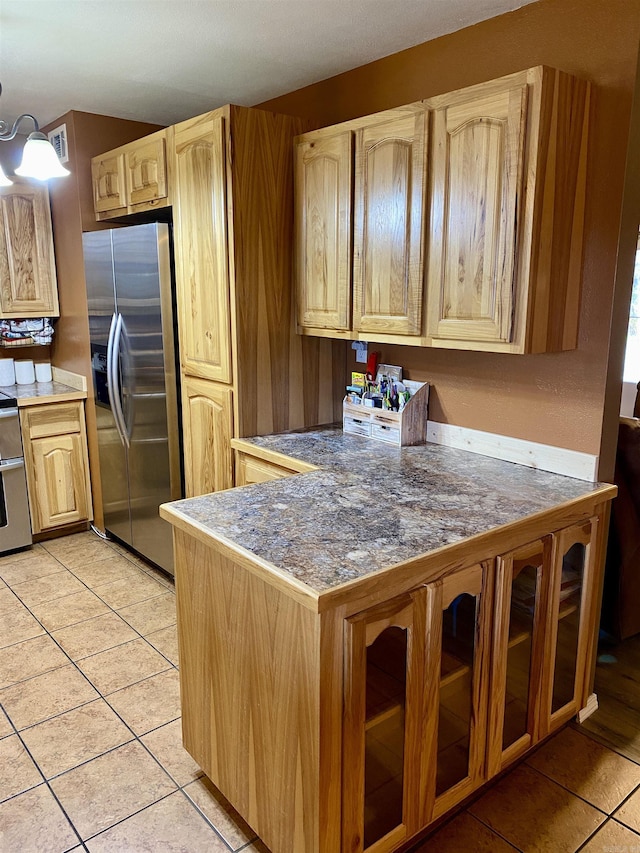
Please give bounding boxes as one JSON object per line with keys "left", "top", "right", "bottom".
{"left": 0, "top": 532, "right": 265, "bottom": 853}
{"left": 1, "top": 531, "right": 640, "bottom": 852}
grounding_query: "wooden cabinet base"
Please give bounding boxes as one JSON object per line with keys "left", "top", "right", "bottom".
{"left": 20, "top": 401, "right": 93, "bottom": 534}
{"left": 167, "top": 492, "right": 612, "bottom": 853}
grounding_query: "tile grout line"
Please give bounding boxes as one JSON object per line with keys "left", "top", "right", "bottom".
{"left": 570, "top": 720, "right": 640, "bottom": 770}
{"left": 460, "top": 807, "right": 525, "bottom": 852}
{"left": 0, "top": 534, "right": 213, "bottom": 845}
{"left": 0, "top": 547, "right": 197, "bottom": 846}
{"left": 523, "top": 758, "right": 633, "bottom": 817}
{"left": 0, "top": 541, "right": 178, "bottom": 687}
{"left": 0, "top": 705, "right": 86, "bottom": 850}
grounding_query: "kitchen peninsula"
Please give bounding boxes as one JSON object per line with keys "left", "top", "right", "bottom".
{"left": 160, "top": 427, "right": 616, "bottom": 853}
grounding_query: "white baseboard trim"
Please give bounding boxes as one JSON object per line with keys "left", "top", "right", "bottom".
{"left": 576, "top": 693, "right": 599, "bottom": 723}
{"left": 426, "top": 421, "right": 599, "bottom": 482}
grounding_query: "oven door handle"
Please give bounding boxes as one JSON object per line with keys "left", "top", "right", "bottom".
{"left": 0, "top": 408, "right": 19, "bottom": 419}
{"left": 0, "top": 458, "right": 25, "bottom": 472}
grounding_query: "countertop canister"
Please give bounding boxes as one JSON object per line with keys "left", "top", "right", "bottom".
{"left": 35, "top": 362, "right": 52, "bottom": 383}
{"left": 0, "top": 359, "right": 15, "bottom": 386}
{"left": 15, "top": 360, "right": 35, "bottom": 385}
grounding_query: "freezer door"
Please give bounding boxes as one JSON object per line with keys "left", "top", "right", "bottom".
{"left": 112, "top": 223, "right": 181, "bottom": 574}
{"left": 83, "top": 231, "right": 132, "bottom": 547}
{"left": 84, "top": 231, "right": 117, "bottom": 347}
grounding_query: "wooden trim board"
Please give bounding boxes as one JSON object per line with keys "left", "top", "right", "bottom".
{"left": 427, "top": 421, "right": 598, "bottom": 481}
{"left": 51, "top": 367, "right": 87, "bottom": 392}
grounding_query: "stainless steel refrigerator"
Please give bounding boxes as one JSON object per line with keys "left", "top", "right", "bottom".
{"left": 83, "top": 222, "right": 182, "bottom": 575}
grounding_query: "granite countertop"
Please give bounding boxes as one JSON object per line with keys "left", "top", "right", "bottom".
{"left": 163, "top": 425, "right": 614, "bottom": 594}
{"left": 1, "top": 381, "right": 86, "bottom": 406}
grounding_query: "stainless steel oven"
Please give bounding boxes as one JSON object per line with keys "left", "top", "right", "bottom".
{"left": 0, "top": 392, "right": 32, "bottom": 554}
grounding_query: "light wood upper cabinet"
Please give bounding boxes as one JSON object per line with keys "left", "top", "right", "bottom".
{"left": 20, "top": 401, "right": 92, "bottom": 533}
{"left": 0, "top": 180, "right": 60, "bottom": 318}
{"left": 295, "top": 131, "right": 352, "bottom": 331}
{"left": 427, "top": 84, "right": 527, "bottom": 346}
{"left": 353, "top": 111, "right": 428, "bottom": 337}
{"left": 295, "top": 66, "right": 590, "bottom": 353}
{"left": 173, "top": 113, "right": 232, "bottom": 384}
{"left": 426, "top": 66, "right": 590, "bottom": 353}
{"left": 91, "top": 153, "right": 126, "bottom": 214}
{"left": 295, "top": 105, "right": 427, "bottom": 342}
{"left": 125, "top": 134, "right": 168, "bottom": 208}
{"left": 182, "top": 375, "right": 233, "bottom": 497}
{"left": 91, "top": 129, "right": 170, "bottom": 219}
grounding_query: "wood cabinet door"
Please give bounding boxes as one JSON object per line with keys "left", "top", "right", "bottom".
{"left": 21, "top": 402, "right": 92, "bottom": 534}
{"left": 91, "top": 152, "right": 127, "bottom": 214}
{"left": 125, "top": 133, "right": 168, "bottom": 208}
{"left": 488, "top": 538, "right": 551, "bottom": 775}
{"left": 182, "top": 375, "right": 233, "bottom": 497}
{"left": 29, "top": 433, "right": 91, "bottom": 533}
{"left": 424, "top": 563, "right": 492, "bottom": 821}
{"left": 0, "top": 180, "right": 60, "bottom": 318}
{"left": 426, "top": 83, "right": 527, "bottom": 346}
{"left": 539, "top": 518, "right": 598, "bottom": 736}
{"left": 173, "top": 113, "right": 232, "bottom": 383}
{"left": 353, "top": 110, "right": 427, "bottom": 337}
{"left": 295, "top": 131, "right": 353, "bottom": 331}
{"left": 343, "top": 588, "right": 427, "bottom": 853}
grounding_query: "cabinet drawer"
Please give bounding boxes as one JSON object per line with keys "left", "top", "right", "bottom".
{"left": 236, "top": 454, "right": 296, "bottom": 486}
{"left": 22, "top": 402, "right": 83, "bottom": 440}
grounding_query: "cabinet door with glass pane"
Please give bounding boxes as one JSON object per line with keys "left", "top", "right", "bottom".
{"left": 488, "top": 538, "right": 551, "bottom": 775}
{"left": 424, "top": 563, "right": 492, "bottom": 821}
{"left": 541, "top": 519, "right": 598, "bottom": 735}
{"left": 343, "top": 589, "right": 427, "bottom": 853}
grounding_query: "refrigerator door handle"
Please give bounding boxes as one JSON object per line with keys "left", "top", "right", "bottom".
{"left": 108, "top": 313, "right": 129, "bottom": 448}
{"left": 106, "top": 313, "right": 124, "bottom": 447}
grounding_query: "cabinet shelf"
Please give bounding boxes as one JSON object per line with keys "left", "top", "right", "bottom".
{"left": 0, "top": 338, "right": 49, "bottom": 348}
{"left": 365, "top": 702, "right": 403, "bottom": 732}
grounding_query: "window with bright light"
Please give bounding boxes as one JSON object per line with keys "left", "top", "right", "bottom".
{"left": 623, "top": 242, "right": 640, "bottom": 382}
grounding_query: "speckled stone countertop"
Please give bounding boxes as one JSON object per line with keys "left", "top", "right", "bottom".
{"left": 163, "top": 425, "right": 615, "bottom": 594}
{"left": 1, "top": 381, "right": 86, "bottom": 406}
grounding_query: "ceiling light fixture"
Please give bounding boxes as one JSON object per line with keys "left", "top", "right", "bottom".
{"left": 0, "top": 82, "right": 70, "bottom": 185}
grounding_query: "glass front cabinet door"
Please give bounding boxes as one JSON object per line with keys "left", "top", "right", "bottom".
{"left": 488, "top": 519, "right": 599, "bottom": 778}
{"left": 542, "top": 519, "right": 599, "bottom": 734}
{"left": 488, "top": 538, "right": 551, "bottom": 775}
{"left": 342, "top": 562, "right": 492, "bottom": 853}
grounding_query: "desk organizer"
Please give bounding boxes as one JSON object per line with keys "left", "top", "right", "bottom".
{"left": 343, "top": 381, "right": 429, "bottom": 446}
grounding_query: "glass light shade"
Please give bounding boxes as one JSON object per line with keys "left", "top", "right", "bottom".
{"left": 15, "top": 133, "right": 70, "bottom": 180}
{"left": 0, "top": 162, "right": 12, "bottom": 186}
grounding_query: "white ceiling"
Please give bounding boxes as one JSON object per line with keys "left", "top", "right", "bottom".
{"left": 0, "top": 0, "right": 539, "bottom": 131}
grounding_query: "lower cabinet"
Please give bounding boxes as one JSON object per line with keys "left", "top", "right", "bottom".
{"left": 343, "top": 519, "right": 599, "bottom": 853}
{"left": 166, "top": 496, "right": 610, "bottom": 853}
{"left": 20, "top": 401, "right": 93, "bottom": 534}
{"left": 181, "top": 375, "right": 234, "bottom": 497}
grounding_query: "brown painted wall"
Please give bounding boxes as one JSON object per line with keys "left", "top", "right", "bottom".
{"left": 41, "top": 111, "right": 162, "bottom": 528}
{"left": 260, "top": 0, "right": 640, "bottom": 475}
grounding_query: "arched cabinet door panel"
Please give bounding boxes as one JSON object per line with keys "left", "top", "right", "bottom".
{"left": 353, "top": 111, "right": 428, "bottom": 337}
{"left": 0, "top": 180, "right": 59, "bottom": 318}
{"left": 173, "top": 113, "right": 232, "bottom": 384}
{"left": 181, "top": 375, "right": 233, "bottom": 498}
{"left": 295, "top": 131, "right": 353, "bottom": 332}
